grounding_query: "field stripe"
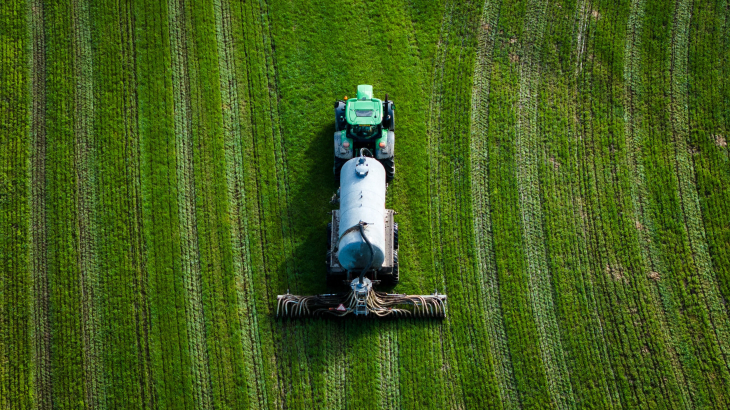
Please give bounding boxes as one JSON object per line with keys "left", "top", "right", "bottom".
{"left": 167, "top": 0, "right": 212, "bottom": 408}
{"left": 119, "top": 2, "right": 154, "bottom": 400}
{"left": 668, "top": 0, "right": 730, "bottom": 375}
{"left": 687, "top": 0, "right": 730, "bottom": 333}
{"left": 134, "top": 0, "right": 196, "bottom": 406}
{"left": 428, "top": 1, "right": 510, "bottom": 408}
{"left": 0, "top": 0, "right": 32, "bottom": 407}
{"left": 377, "top": 322, "right": 400, "bottom": 410}
{"left": 43, "top": 0, "right": 90, "bottom": 405}
{"left": 535, "top": 0, "right": 632, "bottom": 406}
{"left": 513, "top": 0, "right": 575, "bottom": 407}
{"left": 90, "top": 0, "right": 155, "bottom": 405}
{"left": 29, "top": 0, "right": 51, "bottom": 406}
{"left": 574, "top": 0, "right": 696, "bottom": 407}
{"left": 228, "top": 0, "right": 293, "bottom": 406}
{"left": 622, "top": 0, "right": 730, "bottom": 405}
{"left": 670, "top": 0, "right": 730, "bottom": 358}
{"left": 623, "top": 0, "right": 696, "bottom": 407}
{"left": 166, "top": 0, "right": 214, "bottom": 407}
{"left": 426, "top": 7, "right": 461, "bottom": 410}
{"left": 214, "top": 0, "right": 272, "bottom": 408}
{"left": 470, "top": 0, "right": 521, "bottom": 407}
{"left": 71, "top": 0, "right": 106, "bottom": 407}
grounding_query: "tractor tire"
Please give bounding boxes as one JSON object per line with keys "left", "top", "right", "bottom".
{"left": 381, "top": 157, "right": 395, "bottom": 182}
{"left": 334, "top": 157, "right": 347, "bottom": 182}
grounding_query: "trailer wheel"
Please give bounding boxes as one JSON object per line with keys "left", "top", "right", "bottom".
{"left": 391, "top": 251, "right": 399, "bottom": 285}
{"left": 393, "top": 223, "right": 399, "bottom": 250}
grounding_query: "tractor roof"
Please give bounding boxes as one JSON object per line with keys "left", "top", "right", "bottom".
{"left": 346, "top": 85, "right": 382, "bottom": 125}
{"left": 357, "top": 84, "right": 373, "bottom": 100}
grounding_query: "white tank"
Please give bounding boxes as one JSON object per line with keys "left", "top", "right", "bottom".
{"left": 337, "top": 157, "right": 386, "bottom": 271}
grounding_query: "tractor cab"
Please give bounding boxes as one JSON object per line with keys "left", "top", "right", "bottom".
{"left": 345, "top": 86, "right": 383, "bottom": 140}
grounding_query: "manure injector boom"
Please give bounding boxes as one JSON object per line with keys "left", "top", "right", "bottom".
{"left": 277, "top": 85, "right": 447, "bottom": 319}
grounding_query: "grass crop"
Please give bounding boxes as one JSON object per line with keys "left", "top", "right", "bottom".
{"left": 5, "top": 0, "right": 730, "bottom": 408}
{"left": 0, "top": 1, "right": 31, "bottom": 408}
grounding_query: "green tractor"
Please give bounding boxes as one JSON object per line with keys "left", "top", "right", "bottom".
{"left": 334, "top": 85, "right": 395, "bottom": 182}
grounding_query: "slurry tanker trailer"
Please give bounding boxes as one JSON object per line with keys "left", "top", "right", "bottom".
{"left": 277, "top": 85, "right": 446, "bottom": 318}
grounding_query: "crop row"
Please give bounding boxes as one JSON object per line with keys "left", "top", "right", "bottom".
{"left": 426, "top": 1, "right": 512, "bottom": 408}
{"left": 42, "top": 0, "right": 88, "bottom": 406}
{"left": 483, "top": 0, "right": 561, "bottom": 406}
{"left": 0, "top": 0, "right": 32, "bottom": 408}
{"left": 669, "top": 0, "right": 730, "bottom": 372}
{"left": 686, "top": 0, "right": 730, "bottom": 320}
{"left": 574, "top": 0, "right": 692, "bottom": 406}
{"left": 216, "top": 0, "right": 274, "bottom": 407}
{"left": 623, "top": 0, "right": 694, "bottom": 405}
{"left": 29, "top": 0, "right": 51, "bottom": 407}
{"left": 167, "top": 0, "right": 216, "bottom": 406}
{"left": 623, "top": 0, "right": 701, "bottom": 406}
{"left": 536, "top": 0, "right": 620, "bottom": 407}
{"left": 619, "top": 0, "right": 730, "bottom": 405}
{"left": 470, "top": 0, "right": 520, "bottom": 406}
{"left": 513, "top": 0, "right": 577, "bottom": 406}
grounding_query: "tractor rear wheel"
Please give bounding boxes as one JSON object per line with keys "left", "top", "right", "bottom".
{"left": 380, "top": 157, "right": 395, "bottom": 182}
{"left": 334, "top": 157, "right": 347, "bottom": 182}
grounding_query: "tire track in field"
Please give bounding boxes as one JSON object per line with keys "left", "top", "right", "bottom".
{"left": 214, "top": 0, "right": 270, "bottom": 407}
{"left": 514, "top": 0, "right": 574, "bottom": 407}
{"left": 166, "top": 0, "right": 214, "bottom": 407}
{"left": 470, "top": 0, "right": 520, "bottom": 407}
{"left": 29, "top": 0, "right": 52, "bottom": 407}
{"left": 71, "top": 0, "right": 106, "bottom": 407}
{"left": 668, "top": 0, "right": 730, "bottom": 371}
{"left": 622, "top": 0, "right": 694, "bottom": 406}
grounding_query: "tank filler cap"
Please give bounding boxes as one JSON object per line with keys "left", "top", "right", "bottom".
{"left": 355, "top": 157, "right": 369, "bottom": 177}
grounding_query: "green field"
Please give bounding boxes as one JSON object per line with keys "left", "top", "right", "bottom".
{"left": 1, "top": 0, "right": 729, "bottom": 408}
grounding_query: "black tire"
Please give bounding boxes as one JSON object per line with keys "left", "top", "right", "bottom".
{"left": 334, "top": 101, "right": 347, "bottom": 131}
{"left": 326, "top": 222, "right": 332, "bottom": 251}
{"left": 393, "top": 223, "right": 399, "bottom": 250}
{"left": 393, "top": 251, "right": 399, "bottom": 284}
{"left": 334, "top": 157, "right": 346, "bottom": 182}
{"left": 383, "top": 100, "right": 395, "bottom": 131}
{"left": 380, "top": 251, "right": 399, "bottom": 286}
{"left": 380, "top": 157, "right": 395, "bottom": 182}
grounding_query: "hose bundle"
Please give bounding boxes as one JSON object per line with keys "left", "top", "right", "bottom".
{"left": 276, "top": 289, "right": 446, "bottom": 318}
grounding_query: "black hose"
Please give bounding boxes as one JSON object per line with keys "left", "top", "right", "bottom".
{"left": 358, "top": 222, "right": 374, "bottom": 285}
